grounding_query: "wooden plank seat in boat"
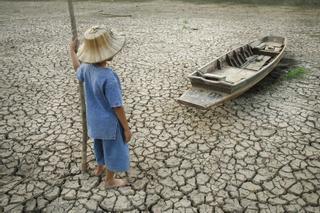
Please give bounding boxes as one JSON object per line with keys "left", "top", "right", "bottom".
{"left": 202, "top": 73, "right": 226, "bottom": 81}
{"left": 254, "top": 42, "right": 283, "bottom": 54}
{"left": 203, "top": 66, "right": 257, "bottom": 84}
{"left": 244, "top": 55, "right": 271, "bottom": 71}
{"left": 256, "top": 43, "right": 267, "bottom": 49}
{"left": 200, "top": 54, "right": 270, "bottom": 84}
{"left": 222, "top": 67, "right": 256, "bottom": 83}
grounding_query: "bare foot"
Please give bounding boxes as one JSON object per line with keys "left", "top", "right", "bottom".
{"left": 105, "top": 178, "right": 128, "bottom": 188}
{"left": 94, "top": 165, "right": 105, "bottom": 176}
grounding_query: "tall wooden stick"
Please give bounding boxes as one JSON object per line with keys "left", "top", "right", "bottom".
{"left": 67, "top": 0, "right": 88, "bottom": 173}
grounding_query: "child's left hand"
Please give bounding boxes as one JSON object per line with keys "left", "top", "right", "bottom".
{"left": 124, "top": 129, "right": 132, "bottom": 143}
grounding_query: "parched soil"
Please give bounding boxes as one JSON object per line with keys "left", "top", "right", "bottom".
{"left": 0, "top": 0, "right": 319, "bottom": 212}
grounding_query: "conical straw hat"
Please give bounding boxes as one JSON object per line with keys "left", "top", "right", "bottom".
{"left": 77, "top": 25, "right": 125, "bottom": 63}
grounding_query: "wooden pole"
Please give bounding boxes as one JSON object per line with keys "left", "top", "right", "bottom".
{"left": 67, "top": 0, "right": 88, "bottom": 173}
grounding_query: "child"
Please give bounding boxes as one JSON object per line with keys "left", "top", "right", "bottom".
{"left": 69, "top": 25, "right": 131, "bottom": 188}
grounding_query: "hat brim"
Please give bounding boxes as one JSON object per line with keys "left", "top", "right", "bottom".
{"left": 77, "top": 32, "right": 125, "bottom": 64}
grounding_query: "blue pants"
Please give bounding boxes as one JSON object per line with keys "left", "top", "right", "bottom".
{"left": 93, "top": 127, "right": 130, "bottom": 172}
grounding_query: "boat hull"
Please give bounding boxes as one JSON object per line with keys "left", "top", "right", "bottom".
{"left": 178, "top": 36, "right": 287, "bottom": 109}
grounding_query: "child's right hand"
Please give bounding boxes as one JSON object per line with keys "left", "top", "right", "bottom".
{"left": 69, "top": 38, "right": 80, "bottom": 70}
{"left": 124, "top": 129, "right": 132, "bottom": 143}
{"left": 69, "top": 38, "right": 79, "bottom": 53}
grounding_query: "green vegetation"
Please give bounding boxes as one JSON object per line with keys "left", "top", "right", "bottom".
{"left": 285, "top": 67, "right": 307, "bottom": 80}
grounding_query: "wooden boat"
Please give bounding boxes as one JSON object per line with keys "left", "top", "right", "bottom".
{"left": 177, "top": 36, "right": 287, "bottom": 109}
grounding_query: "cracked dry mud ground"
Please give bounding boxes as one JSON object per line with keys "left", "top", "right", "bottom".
{"left": 0, "top": 0, "right": 320, "bottom": 212}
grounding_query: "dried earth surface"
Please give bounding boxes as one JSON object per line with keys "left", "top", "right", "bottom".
{"left": 0, "top": 0, "right": 320, "bottom": 212}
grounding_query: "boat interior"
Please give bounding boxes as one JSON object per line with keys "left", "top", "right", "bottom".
{"left": 193, "top": 36, "right": 285, "bottom": 85}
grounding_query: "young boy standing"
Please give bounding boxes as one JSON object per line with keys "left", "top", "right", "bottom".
{"left": 69, "top": 26, "right": 131, "bottom": 188}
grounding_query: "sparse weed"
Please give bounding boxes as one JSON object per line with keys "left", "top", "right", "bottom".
{"left": 285, "top": 67, "right": 307, "bottom": 80}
